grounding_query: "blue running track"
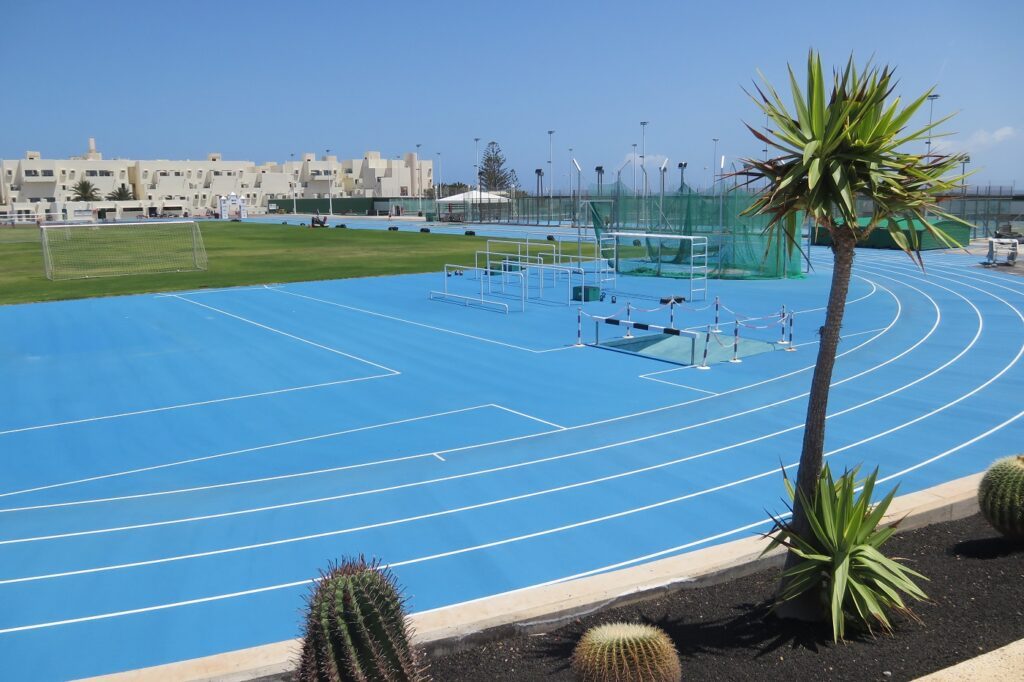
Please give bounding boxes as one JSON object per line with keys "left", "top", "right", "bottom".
{"left": 0, "top": 246, "right": 1021, "bottom": 680}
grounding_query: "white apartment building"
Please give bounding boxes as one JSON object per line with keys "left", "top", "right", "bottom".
{"left": 0, "top": 139, "right": 433, "bottom": 221}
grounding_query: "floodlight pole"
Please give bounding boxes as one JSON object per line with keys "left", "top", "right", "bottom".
{"left": 290, "top": 153, "right": 297, "bottom": 214}
{"left": 678, "top": 161, "right": 687, "bottom": 193}
{"left": 926, "top": 93, "right": 940, "bottom": 157}
{"left": 640, "top": 121, "right": 648, "bottom": 199}
{"left": 325, "top": 148, "right": 333, "bottom": 215}
{"left": 632, "top": 143, "right": 638, "bottom": 196}
{"left": 711, "top": 138, "right": 719, "bottom": 195}
{"left": 416, "top": 143, "right": 422, "bottom": 213}
{"left": 547, "top": 130, "right": 555, "bottom": 224}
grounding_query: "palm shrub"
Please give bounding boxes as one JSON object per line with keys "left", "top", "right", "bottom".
{"left": 298, "top": 557, "right": 427, "bottom": 682}
{"left": 764, "top": 464, "right": 928, "bottom": 641}
{"left": 571, "top": 622, "right": 681, "bottom": 682}
{"left": 978, "top": 455, "right": 1024, "bottom": 540}
{"left": 70, "top": 179, "right": 101, "bottom": 202}
{"left": 106, "top": 184, "right": 135, "bottom": 201}
{"left": 740, "top": 51, "right": 966, "bottom": 620}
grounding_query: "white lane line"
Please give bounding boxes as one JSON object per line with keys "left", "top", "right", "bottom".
{"left": 0, "top": 374, "right": 395, "bottom": 438}
{"left": 641, "top": 377, "right": 720, "bottom": 395}
{"left": 792, "top": 327, "right": 889, "bottom": 349}
{"left": 267, "top": 285, "right": 574, "bottom": 354}
{"left": 0, "top": 405, "right": 503, "bottom": 509}
{"left": 2, "top": 280, "right": 902, "bottom": 503}
{"left": 5, "top": 395, "right": 1020, "bottom": 632}
{"left": 0, "top": 272, "right": 948, "bottom": 545}
{"left": 489, "top": 404, "right": 566, "bottom": 430}
{"left": 170, "top": 294, "right": 399, "bottom": 374}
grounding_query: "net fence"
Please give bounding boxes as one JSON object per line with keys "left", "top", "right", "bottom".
{"left": 40, "top": 221, "right": 208, "bottom": 280}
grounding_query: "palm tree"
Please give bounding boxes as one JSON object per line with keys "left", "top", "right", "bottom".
{"left": 741, "top": 51, "right": 966, "bottom": 620}
{"left": 105, "top": 184, "right": 135, "bottom": 201}
{"left": 70, "top": 179, "right": 101, "bottom": 202}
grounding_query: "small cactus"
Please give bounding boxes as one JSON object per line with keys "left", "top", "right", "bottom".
{"left": 298, "top": 557, "right": 427, "bottom": 682}
{"left": 571, "top": 622, "right": 681, "bottom": 682}
{"left": 978, "top": 455, "right": 1024, "bottom": 540}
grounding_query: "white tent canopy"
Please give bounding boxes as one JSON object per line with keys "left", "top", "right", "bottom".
{"left": 436, "top": 190, "right": 509, "bottom": 204}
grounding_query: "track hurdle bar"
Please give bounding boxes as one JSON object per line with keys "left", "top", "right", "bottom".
{"left": 697, "top": 325, "right": 712, "bottom": 370}
{"left": 778, "top": 305, "right": 789, "bottom": 344}
{"left": 786, "top": 313, "right": 797, "bottom": 351}
{"left": 729, "top": 319, "right": 742, "bottom": 363}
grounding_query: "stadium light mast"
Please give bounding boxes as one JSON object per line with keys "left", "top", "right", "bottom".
{"left": 547, "top": 130, "right": 555, "bottom": 222}
{"left": 711, "top": 138, "right": 719, "bottom": 195}
{"left": 325, "top": 148, "right": 333, "bottom": 216}
{"left": 678, "top": 161, "right": 687, "bottom": 193}
{"left": 290, "top": 152, "right": 297, "bottom": 214}
{"left": 926, "top": 93, "right": 940, "bottom": 157}
{"left": 416, "top": 143, "right": 422, "bottom": 213}
{"left": 640, "top": 121, "right": 648, "bottom": 199}
{"left": 632, "top": 143, "right": 638, "bottom": 196}
{"left": 436, "top": 151, "right": 442, "bottom": 201}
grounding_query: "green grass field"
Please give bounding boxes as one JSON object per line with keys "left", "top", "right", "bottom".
{"left": 0, "top": 221, "right": 575, "bottom": 306}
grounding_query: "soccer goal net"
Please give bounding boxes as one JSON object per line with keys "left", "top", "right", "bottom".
{"left": 40, "top": 220, "right": 208, "bottom": 280}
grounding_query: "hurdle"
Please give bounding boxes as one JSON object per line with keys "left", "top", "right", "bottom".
{"left": 428, "top": 264, "right": 525, "bottom": 313}
{"left": 587, "top": 312, "right": 701, "bottom": 366}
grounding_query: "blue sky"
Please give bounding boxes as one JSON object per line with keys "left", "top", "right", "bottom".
{"left": 2, "top": 0, "right": 1021, "bottom": 190}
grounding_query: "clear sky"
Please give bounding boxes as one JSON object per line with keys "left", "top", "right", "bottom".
{"left": 2, "top": 0, "right": 1021, "bottom": 190}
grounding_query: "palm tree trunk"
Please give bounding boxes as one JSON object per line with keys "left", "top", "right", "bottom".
{"left": 775, "top": 223, "right": 857, "bottom": 621}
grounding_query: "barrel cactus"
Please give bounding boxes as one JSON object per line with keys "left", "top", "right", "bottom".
{"left": 978, "top": 455, "right": 1024, "bottom": 540}
{"left": 298, "top": 557, "right": 427, "bottom": 682}
{"left": 571, "top": 622, "right": 681, "bottom": 682}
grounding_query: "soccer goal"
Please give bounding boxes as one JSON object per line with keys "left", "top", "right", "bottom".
{"left": 40, "top": 220, "right": 208, "bottom": 280}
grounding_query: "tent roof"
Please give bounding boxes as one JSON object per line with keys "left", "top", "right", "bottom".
{"left": 437, "top": 190, "right": 509, "bottom": 204}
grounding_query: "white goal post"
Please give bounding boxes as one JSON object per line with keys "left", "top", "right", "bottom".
{"left": 40, "top": 220, "right": 208, "bottom": 280}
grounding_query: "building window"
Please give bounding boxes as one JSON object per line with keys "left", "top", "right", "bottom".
{"left": 174, "top": 171, "right": 182, "bottom": 176}
{"left": 159, "top": 171, "right": 169, "bottom": 176}
{"left": 213, "top": 171, "right": 222, "bottom": 176}
{"left": 86, "top": 170, "right": 98, "bottom": 177}
{"left": 41, "top": 170, "right": 54, "bottom": 177}
{"left": 24, "top": 169, "right": 39, "bottom": 176}
{"left": 99, "top": 170, "right": 113, "bottom": 177}
{"left": 400, "top": 186, "right": 409, "bottom": 196}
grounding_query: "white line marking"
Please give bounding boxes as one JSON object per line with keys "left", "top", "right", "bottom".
{"left": 0, "top": 405, "right": 501, "bottom": 507}
{"left": 489, "top": 404, "right": 565, "bottom": 429}
{"left": 267, "top": 286, "right": 574, "bottom": 354}
{"left": 170, "top": 294, "right": 399, "bottom": 374}
{"left": 1, "top": 281, "right": 900, "bottom": 501}
{"left": 4, "top": 397, "right": 1019, "bottom": 632}
{"left": 0, "top": 271, "right": 950, "bottom": 545}
{"left": 0, "top": 374, "right": 394, "bottom": 437}
{"left": 641, "top": 377, "right": 720, "bottom": 395}
{"left": 792, "top": 327, "right": 889, "bottom": 349}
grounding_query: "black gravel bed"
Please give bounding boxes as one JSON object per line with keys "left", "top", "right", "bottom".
{"left": 424, "top": 514, "right": 1023, "bottom": 681}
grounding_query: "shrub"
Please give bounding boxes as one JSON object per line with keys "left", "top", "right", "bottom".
{"left": 298, "top": 557, "right": 427, "bottom": 682}
{"left": 764, "top": 464, "right": 928, "bottom": 641}
{"left": 978, "top": 455, "right": 1024, "bottom": 540}
{"left": 571, "top": 622, "right": 681, "bottom": 682}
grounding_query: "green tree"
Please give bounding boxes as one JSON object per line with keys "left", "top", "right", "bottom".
{"left": 435, "top": 182, "right": 469, "bottom": 199}
{"left": 70, "top": 179, "right": 101, "bottom": 202}
{"left": 741, "top": 51, "right": 965, "bottom": 621}
{"left": 478, "top": 141, "right": 515, "bottom": 191}
{"left": 105, "top": 184, "right": 135, "bottom": 201}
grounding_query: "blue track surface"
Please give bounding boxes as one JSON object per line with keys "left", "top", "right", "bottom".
{"left": 1, "top": 246, "right": 1022, "bottom": 680}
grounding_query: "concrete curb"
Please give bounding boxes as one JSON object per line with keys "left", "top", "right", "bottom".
{"left": 82, "top": 472, "right": 983, "bottom": 681}
{"left": 914, "top": 638, "right": 1024, "bottom": 681}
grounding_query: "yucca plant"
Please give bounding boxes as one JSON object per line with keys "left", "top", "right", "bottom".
{"left": 764, "top": 464, "right": 928, "bottom": 641}
{"left": 740, "top": 51, "right": 966, "bottom": 620}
